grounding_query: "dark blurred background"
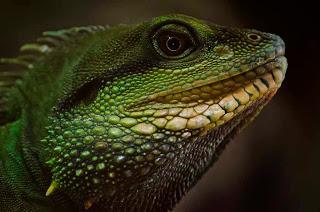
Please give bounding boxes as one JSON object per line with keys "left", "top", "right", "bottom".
{"left": 0, "top": 0, "right": 319, "bottom": 211}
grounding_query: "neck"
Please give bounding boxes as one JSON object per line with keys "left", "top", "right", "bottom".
{"left": 0, "top": 120, "right": 46, "bottom": 210}
{"left": 0, "top": 119, "right": 75, "bottom": 211}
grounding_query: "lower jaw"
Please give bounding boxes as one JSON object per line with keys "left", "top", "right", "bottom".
{"left": 112, "top": 94, "right": 278, "bottom": 212}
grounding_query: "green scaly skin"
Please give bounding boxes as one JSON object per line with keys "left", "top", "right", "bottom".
{"left": 0, "top": 14, "right": 287, "bottom": 211}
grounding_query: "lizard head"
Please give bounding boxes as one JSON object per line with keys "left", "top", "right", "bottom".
{"left": 42, "top": 14, "right": 287, "bottom": 210}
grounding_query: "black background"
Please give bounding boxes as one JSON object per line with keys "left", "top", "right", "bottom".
{"left": 0, "top": 0, "right": 319, "bottom": 211}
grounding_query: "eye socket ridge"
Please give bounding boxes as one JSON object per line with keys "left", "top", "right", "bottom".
{"left": 152, "top": 24, "right": 197, "bottom": 59}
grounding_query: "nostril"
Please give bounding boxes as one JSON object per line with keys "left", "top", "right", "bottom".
{"left": 247, "top": 33, "right": 261, "bottom": 42}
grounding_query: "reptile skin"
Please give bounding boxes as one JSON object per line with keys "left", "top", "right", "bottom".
{"left": 0, "top": 14, "right": 287, "bottom": 211}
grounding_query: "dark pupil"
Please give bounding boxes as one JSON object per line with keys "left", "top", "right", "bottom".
{"left": 166, "top": 37, "right": 181, "bottom": 51}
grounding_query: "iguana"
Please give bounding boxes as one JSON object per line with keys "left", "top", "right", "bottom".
{"left": 0, "top": 14, "right": 287, "bottom": 211}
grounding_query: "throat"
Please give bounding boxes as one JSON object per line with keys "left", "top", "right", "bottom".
{"left": 150, "top": 95, "right": 272, "bottom": 211}
{"left": 92, "top": 95, "right": 272, "bottom": 212}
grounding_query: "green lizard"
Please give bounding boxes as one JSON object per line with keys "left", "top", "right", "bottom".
{"left": 0, "top": 14, "right": 287, "bottom": 211}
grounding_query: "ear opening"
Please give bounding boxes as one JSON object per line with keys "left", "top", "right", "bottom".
{"left": 57, "top": 78, "right": 103, "bottom": 111}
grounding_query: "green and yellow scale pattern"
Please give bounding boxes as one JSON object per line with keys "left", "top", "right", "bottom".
{"left": 0, "top": 14, "right": 287, "bottom": 211}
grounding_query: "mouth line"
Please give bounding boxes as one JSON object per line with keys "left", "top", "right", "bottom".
{"left": 129, "top": 55, "right": 287, "bottom": 112}
{"left": 122, "top": 55, "right": 287, "bottom": 131}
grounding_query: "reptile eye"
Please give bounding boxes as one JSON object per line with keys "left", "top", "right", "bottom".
{"left": 157, "top": 33, "right": 190, "bottom": 57}
{"left": 153, "top": 24, "right": 196, "bottom": 59}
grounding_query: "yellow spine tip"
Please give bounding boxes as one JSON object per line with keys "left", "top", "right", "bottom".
{"left": 45, "top": 181, "right": 59, "bottom": 196}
